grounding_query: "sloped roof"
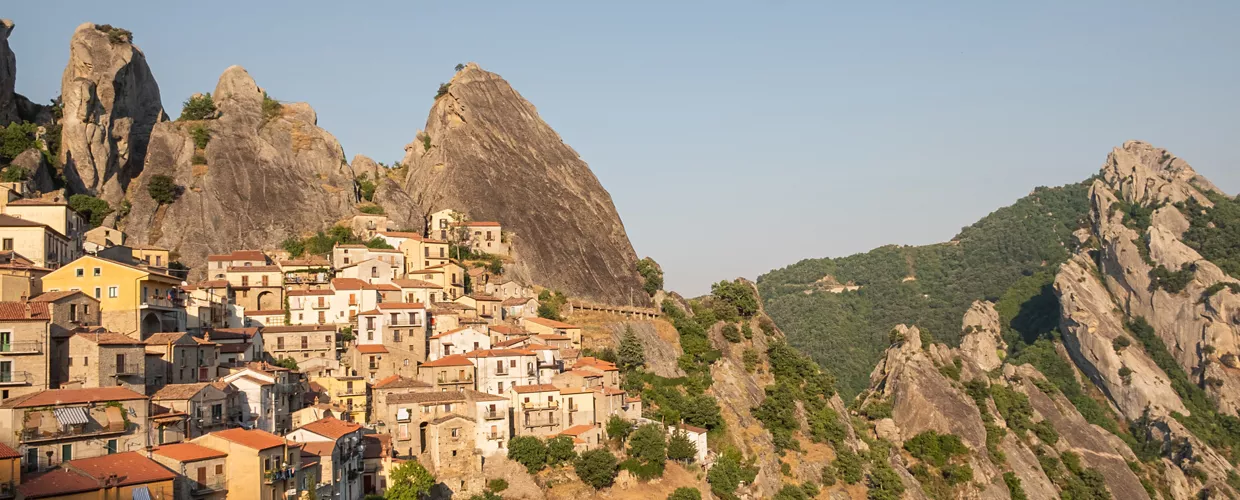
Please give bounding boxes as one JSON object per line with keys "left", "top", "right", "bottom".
{"left": 0, "top": 387, "right": 146, "bottom": 408}
{"left": 377, "top": 302, "right": 425, "bottom": 310}
{"left": 512, "top": 384, "right": 559, "bottom": 394}
{"left": 72, "top": 332, "right": 142, "bottom": 345}
{"left": 152, "top": 383, "right": 211, "bottom": 401}
{"left": 29, "top": 290, "right": 85, "bottom": 302}
{"left": 392, "top": 279, "right": 441, "bottom": 289}
{"left": 152, "top": 442, "right": 227, "bottom": 462}
{"left": 373, "top": 375, "right": 431, "bottom": 390}
{"left": 0, "top": 301, "right": 50, "bottom": 321}
{"left": 299, "top": 416, "right": 362, "bottom": 440}
{"left": 356, "top": 344, "right": 388, "bottom": 354}
{"left": 143, "top": 332, "right": 192, "bottom": 345}
{"left": 387, "top": 391, "right": 467, "bottom": 404}
{"left": 420, "top": 354, "right": 473, "bottom": 367}
{"left": 18, "top": 452, "right": 176, "bottom": 498}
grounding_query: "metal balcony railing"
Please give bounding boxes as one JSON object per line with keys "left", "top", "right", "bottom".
{"left": 0, "top": 371, "right": 30, "bottom": 385}
{"left": 191, "top": 476, "right": 228, "bottom": 493}
{"left": 21, "top": 423, "right": 126, "bottom": 443}
{"left": 115, "top": 363, "right": 143, "bottom": 376}
{"left": 482, "top": 410, "right": 505, "bottom": 420}
{"left": 522, "top": 417, "right": 558, "bottom": 428}
{"left": 522, "top": 401, "right": 558, "bottom": 411}
{"left": 487, "top": 433, "right": 503, "bottom": 441}
{"left": 0, "top": 341, "right": 41, "bottom": 354}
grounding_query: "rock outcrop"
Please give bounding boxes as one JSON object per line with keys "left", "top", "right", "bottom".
{"left": 9, "top": 149, "right": 57, "bottom": 194}
{"left": 402, "top": 63, "right": 645, "bottom": 305}
{"left": 125, "top": 66, "right": 358, "bottom": 273}
{"left": 350, "top": 155, "right": 419, "bottom": 230}
{"left": 959, "top": 301, "right": 1007, "bottom": 371}
{"left": 59, "top": 22, "right": 165, "bottom": 203}
{"left": 0, "top": 19, "right": 17, "bottom": 126}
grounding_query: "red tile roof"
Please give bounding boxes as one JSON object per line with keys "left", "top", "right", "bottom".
{"left": 464, "top": 221, "right": 501, "bottom": 227}
{"left": 29, "top": 290, "right": 85, "bottom": 302}
{"left": 467, "top": 293, "right": 501, "bottom": 302}
{"left": 152, "top": 383, "right": 211, "bottom": 400}
{"left": 299, "top": 416, "right": 363, "bottom": 440}
{"left": 421, "top": 354, "right": 473, "bottom": 367}
{"left": 0, "top": 301, "right": 50, "bottom": 321}
{"left": 0, "top": 387, "right": 146, "bottom": 408}
{"left": 299, "top": 441, "right": 336, "bottom": 457}
{"left": 288, "top": 289, "right": 334, "bottom": 296}
{"left": 372, "top": 375, "right": 432, "bottom": 390}
{"left": 356, "top": 344, "right": 389, "bottom": 354}
{"left": 209, "top": 428, "right": 295, "bottom": 450}
{"left": 560, "top": 424, "right": 595, "bottom": 436}
{"left": 73, "top": 332, "right": 143, "bottom": 345}
{"left": 392, "top": 279, "right": 442, "bottom": 289}
{"left": 512, "top": 384, "right": 559, "bottom": 394}
{"left": 18, "top": 452, "right": 177, "bottom": 498}
{"left": 0, "top": 443, "right": 19, "bottom": 459}
{"left": 152, "top": 442, "right": 227, "bottom": 462}
{"left": 244, "top": 309, "right": 286, "bottom": 316}
{"left": 378, "top": 302, "right": 426, "bottom": 310}
{"left": 331, "top": 278, "right": 371, "bottom": 290}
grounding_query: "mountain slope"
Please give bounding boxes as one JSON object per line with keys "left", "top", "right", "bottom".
{"left": 402, "top": 63, "right": 645, "bottom": 305}
{"left": 760, "top": 181, "right": 1092, "bottom": 397}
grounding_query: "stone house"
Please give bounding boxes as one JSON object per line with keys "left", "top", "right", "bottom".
{"left": 559, "top": 424, "right": 603, "bottom": 451}
{"left": 65, "top": 331, "right": 145, "bottom": 393}
{"left": 531, "top": 333, "right": 574, "bottom": 350}
{"left": 331, "top": 243, "right": 368, "bottom": 269}
{"left": 487, "top": 325, "right": 528, "bottom": 345}
{"left": 0, "top": 301, "right": 53, "bottom": 400}
{"left": 455, "top": 294, "right": 502, "bottom": 324}
{"left": 522, "top": 317, "right": 583, "bottom": 349}
{"left": 152, "top": 382, "right": 233, "bottom": 439}
{"left": 509, "top": 384, "right": 564, "bottom": 436}
{"left": 192, "top": 428, "right": 303, "bottom": 500}
{"left": 427, "top": 307, "right": 460, "bottom": 336}
{"left": 370, "top": 375, "right": 434, "bottom": 431}
{"left": 362, "top": 434, "right": 391, "bottom": 496}
{"left": 500, "top": 297, "right": 538, "bottom": 320}
{"left": 150, "top": 441, "right": 229, "bottom": 499}
{"left": 428, "top": 326, "right": 489, "bottom": 361}
{"left": 392, "top": 278, "right": 442, "bottom": 305}
{"left": 426, "top": 262, "right": 466, "bottom": 300}
{"left": 285, "top": 417, "right": 365, "bottom": 500}
{"left": 593, "top": 386, "right": 630, "bottom": 427}
{"left": 466, "top": 348, "right": 538, "bottom": 396}
{"left": 0, "top": 251, "right": 50, "bottom": 302}
{"left": 345, "top": 343, "right": 392, "bottom": 385}
{"left": 571, "top": 356, "right": 621, "bottom": 387}
{"left": 203, "top": 327, "right": 263, "bottom": 367}
{"left": 277, "top": 257, "right": 332, "bottom": 288}
{"left": 557, "top": 387, "right": 597, "bottom": 430}
{"left": 417, "top": 355, "right": 476, "bottom": 392}
{"left": 263, "top": 324, "right": 337, "bottom": 364}
{"left": 204, "top": 250, "right": 268, "bottom": 280}
{"left": 143, "top": 332, "right": 219, "bottom": 392}
{"left": 330, "top": 278, "right": 380, "bottom": 327}
{"left": 466, "top": 389, "right": 511, "bottom": 457}
{"left": 226, "top": 264, "right": 283, "bottom": 314}
{"left": 1, "top": 198, "right": 87, "bottom": 259}
{"left": 423, "top": 413, "right": 476, "bottom": 475}
{"left": 0, "top": 387, "right": 149, "bottom": 471}
{"left": 459, "top": 221, "right": 508, "bottom": 255}
{"left": 485, "top": 279, "right": 533, "bottom": 300}
{"left": 30, "top": 291, "right": 101, "bottom": 391}
{"left": 183, "top": 280, "right": 233, "bottom": 331}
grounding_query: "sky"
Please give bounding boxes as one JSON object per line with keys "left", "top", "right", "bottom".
{"left": 6, "top": 1, "right": 1239, "bottom": 296}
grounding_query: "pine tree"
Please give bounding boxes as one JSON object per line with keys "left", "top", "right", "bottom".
{"left": 618, "top": 326, "right": 645, "bottom": 371}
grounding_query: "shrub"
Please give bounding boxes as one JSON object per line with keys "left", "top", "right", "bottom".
{"left": 574, "top": 449, "right": 618, "bottom": 489}
{"left": 191, "top": 153, "right": 208, "bottom": 165}
{"left": 619, "top": 457, "right": 665, "bottom": 480}
{"left": 436, "top": 83, "right": 451, "bottom": 98}
{"left": 147, "top": 175, "right": 178, "bottom": 205}
{"left": 1004, "top": 471, "right": 1028, "bottom": 500}
{"left": 190, "top": 123, "right": 211, "bottom": 149}
{"left": 261, "top": 92, "right": 282, "bottom": 125}
{"left": 721, "top": 324, "right": 742, "bottom": 343}
{"left": 1148, "top": 263, "right": 1196, "bottom": 293}
{"left": 68, "top": 194, "right": 112, "bottom": 227}
{"left": 455, "top": 63, "right": 466, "bottom": 72}
{"left": 282, "top": 237, "right": 306, "bottom": 258}
{"left": 820, "top": 462, "right": 837, "bottom": 486}
{"left": 667, "top": 487, "right": 701, "bottom": 500}
{"left": 421, "top": 133, "right": 432, "bottom": 151}
{"left": 618, "top": 326, "right": 645, "bottom": 371}
{"left": 356, "top": 173, "right": 377, "bottom": 201}
{"left": 707, "top": 451, "right": 757, "bottom": 499}
{"left": 486, "top": 479, "right": 507, "bottom": 493}
{"left": 547, "top": 435, "right": 577, "bottom": 466}
{"left": 941, "top": 463, "right": 974, "bottom": 486}
{"left": 835, "top": 448, "right": 863, "bottom": 484}
{"left": 637, "top": 257, "right": 663, "bottom": 295}
{"left": 179, "top": 93, "right": 216, "bottom": 121}
{"left": 903, "top": 430, "right": 969, "bottom": 467}
{"left": 627, "top": 423, "right": 667, "bottom": 467}
{"left": 867, "top": 460, "right": 906, "bottom": 500}
{"left": 743, "top": 348, "right": 759, "bottom": 372}
{"left": 0, "top": 166, "right": 29, "bottom": 182}
{"left": 359, "top": 205, "right": 384, "bottom": 215}
{"left": 712, "top": 279, "right": 759, "bottom": 318}
{"left": 1112, "top": 336, "right": 1131, "bottom": 352}
{"left": 773, "top": 484, "right": 808, "bottom": 500}
{"left": 386, "top": 460, "right": 435, "bottom": 499}
{"left": 667, "top": 429, "right": 697, "bottom": 462}
{"left": 94, "top": 24, "right": 133, "bottom": 44}
{"left": 507, "top": 436, "right": 547, "bottom": 473}
{"left": 0, "top": 121, "right": 38, "bottom": 162}
{"left": 606, "top": 415, "right": 632, "bottom": 445}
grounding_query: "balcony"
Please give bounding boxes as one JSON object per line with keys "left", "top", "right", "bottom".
{"left": 312, "top": 302, "right": 330, "bottom": 310}
{"left": 522, "top": 416, "right": 559, "bottom": 428}
{"left": 191, "top": 477, "right": 228, "bottom": 494}
{"left": 336, "top": 388, "right": 366, "bottom": 397}
{"left": 114, "top": 363, "right": 143, "bottom": 376}
{"left": 142, "top": 294, "right": 185, "bottom": 309}
{"left": 0, "top": 371, "right": 30, "bottom": 386}
{"left": 0, "top": 341, "right": 41, "bottom": 354}
{"left": 21, "top": 423, "right": 126, "bottom": 444}
{"left": 263, "top": 467, "right": 295, "bottom": 484}
{"left": 522, "top": 401, "right": 558, "bottom": 411}
{"left": 567, "top": 405, "right": 580, "bottom": 413}
{"left": 482, "top": 410, "right": 505, "bottom": 420}
{"left": 486, "top": 432, "right": 503, "bottom": 441}
{"left": 436, "top": 374, "right": 473, "bottom": 384}
{"left": 495, "top": 369, "right": 508, "bottom": 376}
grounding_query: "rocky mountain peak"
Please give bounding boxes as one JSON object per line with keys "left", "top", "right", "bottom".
{"left": 1099, "top": 140, "right": 1220, "bottom": 207}
{"left": 60, "top": 21, "right": 165, "bottom": 202}
{"left": 0, "top": 19, "right": 17, "bottom": 126}
{"left": 402, "top": 63, "right": 646, "bottom": 304}
{"left": 959, "top": 300, "right": 1007, "bottom": 371}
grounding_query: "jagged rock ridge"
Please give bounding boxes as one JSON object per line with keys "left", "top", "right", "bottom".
{"left": 0, "top": 19, "right": 17, "bottom": 126}
{"left": 59, "top": 22, "right": 165, "bottom": 203}
{"left": 402, "top": 63, "right": 645, "bottom": 305}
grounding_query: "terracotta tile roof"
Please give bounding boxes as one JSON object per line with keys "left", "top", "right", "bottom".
{"left": 356, "top": 344, "right": 388, "bottom": 354}
{"left": 206, "top": 327, "right": 260, "bottom": 339}
{"left": 377, "top": 231, "right": 422, "bottom": 238}
{"left": 393, "top": 279, "right": 442, "bottom": 289}
{"left": 387, "top": 391, "right": 467, "bottom": 404}
{"left": 512, "top": 384, "right": 559, "bottom": 394}
{"left": 331, "top": 278, "right": 371, "bottom": 290}
{"left": 358, "top": 309, "right": 380, "bottom": 316}
{"left": 489, "top": 325, "right": 527, "bottom": 335}
{"left": 524, "top": 317, "right": 579, "bottom": 329}
{"left": 575, "top": 357, "right": 619, "bottom": 371}
{"left": 421, "top": 354, "right": 473, "bottom": 367}
{"left": 247, "top": 361, "right": 291, "bottom": 372}
{"left": 0, "top": 214, "right": 56, "bottom": 233}
{"left": 0, "top": 387, "right": 146, "bottom": 408}
{"left": 143, "top": 332, "right": 192, "bottom": 345}
{"left": 465, "top": 348, "right": 535, "bottom": 358}
{"left": 218, "top": 342, "right": 252, "bottom": 354}
{"left": 464, "top": 221, "right": 501, "bottom": 227}
{"left": 152, "top": 442, "right": 227, "bottom": 462}
{"left": 464, "top": 389, "right": 508, "bottom": 402}
{"left": 279, "top": 257, "right": 330, "bottom": 267}
{"left": 54, "top": 452, "right": 176, "bottom": 488}
{"left": 300, "top": 416, "right": 363, "bottom": 439}
{"left": 564, "top": 369, "right": 602, "bottom": 378}
{"left": 299, "top": 441, "right": 336, "bottom": 457}
{"left": 528, "top": 345, "right": 558, "bottom": 352}
{"left": 288, "top": 289, "right": 334, "bottom": 296}
{"left": 244, "top": 309, "right": 286, "bottom": 316}
{"left": 372, "top": 283, "right": 400, "bottom": 291}
{"left": 198, "top": 279, "right": 230, "bottom": 288}
{"left": 560, "top": 424, "right": 595, "bottom": 436}
{"left": 625, "top": 396, "right": 642, "bottom": 403}
{"left": 373, "top": 375, "right": 431, "bottom": 390}
{"left": 152, "top": 382, "right": 211, "bottom": 400}
{"left": 209, "top": 428, "right": 295, "bottom": 450}
{"left": 0, "top": 301, "right": 50, "bottom": 321}
{"left": 598, "top": 387, "right": 627, "bottom": 396}
{"left": 493, "top": 337, "right": 530, "bottom": 348}
{"left": 73, "top": 332, "right": 142, "bottom": 345}
{"left": 227, "top": 265, "right": 280, "bottom": 272}
{"left": 502, "top": 297, "right": 534, "bottom": 306}
{"left": 467, "top": 293, "right": 501, "bottom": 302}
{"left": 559, "top": 386, "right": 593, "bottom": 395}
{"left": 0, "top": 443, "right": 19, "bottom": 459}
{"left": 18, "top": 468, "right": 100, "bottom": 498}
{"left": 335, "top": 243, "right": 367, "bottom": 249}
{"left": 377, "top": 302, "right": 425, "bottom": 310}
{"left": 677, "top": 424, "right": 708, "bottom": 434}
{"left": 29, "top": 290, "right": 84, "bottom": 302}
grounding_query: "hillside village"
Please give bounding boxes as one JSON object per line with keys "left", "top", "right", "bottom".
{"left": 0, "top": 188, "right": 702, "bottom": 499}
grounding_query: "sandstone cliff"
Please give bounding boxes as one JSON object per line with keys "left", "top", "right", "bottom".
{"left": 59, "top": 22, "right": 165, "bottom": 203}
{"left": 402, "top": 63, "right": 645, "bottom": 305}
{"left": 125, "top": 66, "right": 359, "bottom": 273}
{"left": 0, "top": 19, "right": 17, "bottom": 126}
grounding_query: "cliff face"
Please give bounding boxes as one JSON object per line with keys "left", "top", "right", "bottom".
{"left": 0, "top": 19, "right": 16, "bottom": 126}
{"left": 402, "top": 63, "right": 644, "bottom": 305}
{"left": 125, "top": 66, "right": 359, "bottom": 273}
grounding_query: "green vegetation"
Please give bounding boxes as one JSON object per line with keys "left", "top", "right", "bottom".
{"left": 706, "top": 450, "right": 758, "bottom": 500}
{"left": 436, "top": 83, "right": 451, "bottom": 98}
{"left": 1056, "top": 451, "right": 1111, "bottom": 500}
{"left": 537, "top": 289, "right": 567, "bottom": 320}
{"left": 1127, "top": 316, "right": 1240, "bottom": 461}
{"left": 667, "top": 487, "right": 701, "bottom": 500}
{"left": 773, "top": 484, "right": 809, "bottom": 500}
{"left": 274, "top": 357, "right": 298, "bottom": 371}
{"left": 94, "top": 24, "right": 133, "bottom": 44}
{"left": 627, "top": 423, "right": 667, "bottom": 469}
{"left": 759, "top": 182, "right": 1093, "bottom": 397}
{"left": 904, "top": 431, "right": 973, "bottom": 499}
{"left": 752, "top": 340, "right": 840, "bottom": 452}
{"left": 574, "top": 449, "right": 619, "bottom": 489}
{"left": 356, "top": 173, "right": 377, "bottom": 201}
{"left": 261, "top": 92, "right": 282, "bottom": 125}
{"left": 0, "top": 121, "right": 39, "bottom": 163}
{"left": 618, "top": 326, "right": 645, "bottom": 371}
{"left": 903, "top": 431, "right": 968, "bottom": 467}
{"left": 0, "top": 166, "right": 28, "bottom": 182}
{"left": 455, "top": 63, "right": 466, "bottom": 72}
{"left": 667, "top": 428, "right": 698, "bottom": 462}
{"left": 281, "top": 225, "right": 386, "bottom": 257}
{"left": 147, "top": 175, "right": 178, "bottom": 205}
{"left": 190, "top": 123, "right": 211, "bottom": 149}
{"left": 606, "top": 415, "right": 632, "bottom": 446}
{"left": 191, "top": 153, "right": 208, "bottom": 165}
{"left": 637, "top": 257, "right": 663, "bottom": 295}
{"left": 1202, "top": 282, "right": 1240, "bottom": 303}
{"left": 742, "top": 348, "right": 759, "bottom": 372}
{"left": 1180, "top": 192, "right": 1240, "bottom": 279}
{"left": 69, "top": 194, "right": 112, "bottom": 227}
{"left": 179, "top": 93, "right": 216, "bottom": 121}
{"left": 359, "top": 205, "right": 384, "bottom": 215}
{"left": 546, "top": 435, "right": 577, "bottom": 466}
{"left": 385, "top": 460, "right": 435, "bottom": 499}
{"left": 711, "top": 279, "right": 759, "bottom": 319}
{"left": 835, "top": 448, "right": 863, "bottom": 484}
{"left": 507, "top": 436, "right": 547, "bottom": 473}
{"left": 867, "top": 455, "right": 906, "bottom": 500}
{"left": 1003, "top": 472, "right": 1028, "bottom": 500}
{"left": 1148, "top": 263, "right": 1196, "bottom": 293}
{"left": 421, "top": 133, "right": 432, "bottom": 151}
{"left": 721, "top": 324, "right": 741, "bottom": 343}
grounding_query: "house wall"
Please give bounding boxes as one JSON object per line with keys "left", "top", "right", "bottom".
{"left": 1, "top": 398, "right": 149, "bottom": 468}
{"left": 66, "top": 339, "right": 145, "bottom": 393}
{"left": 0, "top": 319, "right": 49, "bottom": 399}
{"left": 473, "top": 355, "right": 537, "bottom": 395}
{"left": 0, "top": 225, "right": 66, "bottom": 269}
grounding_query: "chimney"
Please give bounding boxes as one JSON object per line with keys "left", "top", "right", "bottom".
{"left": 23, "top": 301, "right": 31, "bottom": 319}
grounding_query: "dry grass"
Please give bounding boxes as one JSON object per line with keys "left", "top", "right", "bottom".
{"left": 290, "top": 124, "right": 314, "bottom": 152}
{"left": 192, "top": 164, "right": 208, "bottom": 177}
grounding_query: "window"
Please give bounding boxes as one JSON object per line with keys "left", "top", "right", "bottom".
{"left": 116, "top": 353, "right": 125, "bottom": 371}
{"left": 69, "top": 304, "right": 78, "bottom": 322}
{"left": 367, "top": 331, "right": 374, "bottom": 341}
{"left": 94, "top": 287, "right": 101, "bottom": 299}
{"left": 277, "top": 338, "right": 284, "bottom": 349}
{"left": 451, "top": 428, "right": 460, "bottom": 438}
{"left": 84, "top": 356, "right": 88, "bottom": 366}
{"left": 510, "top": 359, "right": 517, "bottom": 368}
{"left": 371, "top": 267, "right": 379, "bottom": 278}
{"left": 0, "top": 239, "right": 10, "bottom": 251}
{"left": 75, "top": 268, "right": 84, "bottom": 277}
{"left": 498, "top": 382, "right": 504, "bottom": 393}
{"left": 392, "top": 330, "right": 401, "bottom": 342}
{"left": 106, "top": 439, "right": 117, "bottom": 454}
{"left": 301, "top": 336, "right": 308, "bottom": 349}
{"left": 324, "top": 335, "right": 331, "bottom": 344}
{"left": 216, "top": 464, "right": 223, "bottom": 475}
{"left": 264, "top": 458, "right": 271, "bottom": 471}
{"left": 108, "top": 286, "right": 118, "bottom": 298}
{"left": 61, "top": 444, "right": 72, "bottom": 461}
{"left": 366, "top": 317, "right": 375, "bottom": 330}
{"left": 261, "top": 275, "right": 269, "bottom": 286}
{"left": 212, "top": 404, "right": 222, "bottom": 421}
{"left": 91, "top": 267, "right": 102, "bottom": 277}
{"left": 241, "top": 276, "right": 248, "bottom": 286}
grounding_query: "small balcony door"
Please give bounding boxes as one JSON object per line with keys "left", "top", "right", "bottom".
{"left": 0, "top": 331, "right": 10, "bottom": 352}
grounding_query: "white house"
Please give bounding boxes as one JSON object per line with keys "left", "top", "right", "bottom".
{"left": 330, "top": 278, "right": 380, "bottom": 326}
{"left": 392, "top": 278, "right": 443, "bottom": 305}
{"left": 467, "top": 389, "right": 511, "bottom": 457}
{"left": 670, "top": 424, "right": 710, "bottom": 465}
{"left": 285, "top": 417, "right": 366, "bottom": 500}
{"left": 222, "top": 368, "right": 276, "bottom": 433}
{"left": 286, "top": 289, "right": 335, "bottom": 326}
{"left": 465, "top": 349, "right": 538, "bottom": 396}
{"left": 428, "top": 326, "right": 490, "bottom": 361}
{"left": 338, "top": 256, "right": 402, "bottom": 285}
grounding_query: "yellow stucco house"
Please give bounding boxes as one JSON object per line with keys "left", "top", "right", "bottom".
{"left": 42, "top": 255, "right": 186, "bottom": 338}
{"left": 313, "top": 374, "right": 369, "bottom": 423}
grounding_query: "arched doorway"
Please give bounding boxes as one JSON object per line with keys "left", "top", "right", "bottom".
{"left": 257, "top": 291, "right": 276, "bottom": 311}
{"left": 140, "top": 312, "right": 163, "bottom": 337}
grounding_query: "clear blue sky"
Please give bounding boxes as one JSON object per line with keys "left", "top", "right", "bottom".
{"left": 7, "top": 1, "right": 1239, "bottom": 296}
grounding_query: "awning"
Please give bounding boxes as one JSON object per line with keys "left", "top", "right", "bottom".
{"left": 53, "top": 407, "right": 88, "bottom": 426}
{"left": 132, "top": 487, "right": 152, "bottom": 500}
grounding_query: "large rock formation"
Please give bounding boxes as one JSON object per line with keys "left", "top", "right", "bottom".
{"left": 350, "top": 154, "right": 419, "bottom": 230}
{"left": 125, "top": 66, "right": 359, "bottom": 273}
{"left": 402, "top": 63, "right": 645, "bottom": 305}
{"left": 59, "top": 22, "right": 165, "bottom": 202}
{"left": 0, "top": 19, "right": 17, "bottom": 126}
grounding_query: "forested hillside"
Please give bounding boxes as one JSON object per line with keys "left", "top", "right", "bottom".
{"left": 758, "top": 181, "right": 1093, "bottom": 397}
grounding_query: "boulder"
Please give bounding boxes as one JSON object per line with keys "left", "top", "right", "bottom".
{"left": 8, "top": 148, "right": 56, "bottom": 194}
